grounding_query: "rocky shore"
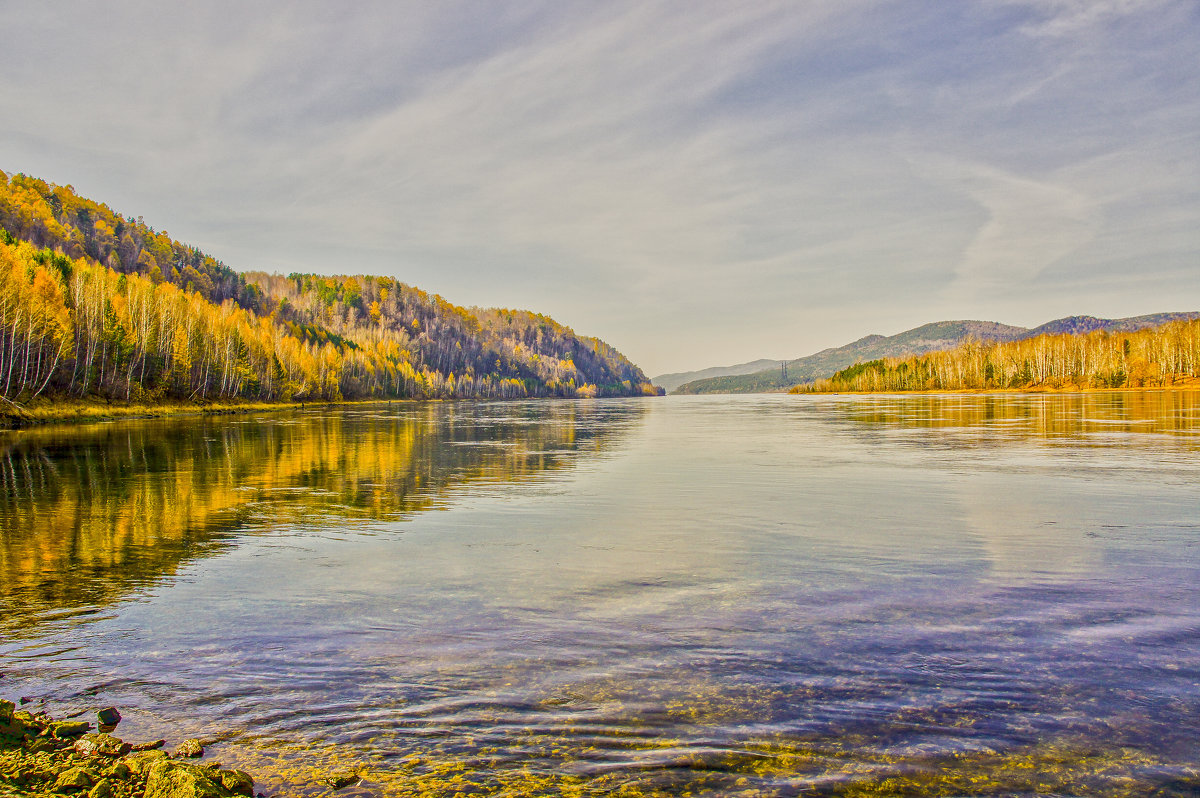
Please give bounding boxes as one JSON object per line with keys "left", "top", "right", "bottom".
{"left": 0, "top": 700, "right": 256, "bottom": 798}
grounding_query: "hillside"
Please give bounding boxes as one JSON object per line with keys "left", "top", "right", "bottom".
{"left": 674, "top": 316, "right": 1200, "bottom": 394}
{"left": 802, "top": 317, "right": 1200, "bottom": 393}
{"left": 0, "top": 170, "right": 658, "bottom": 409}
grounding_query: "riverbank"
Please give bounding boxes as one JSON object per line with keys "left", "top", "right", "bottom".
{"left": 0, "top": 397, "right": 416, "bottom": 428}
{"left": 0, "top": 699, "right": 258, "bottom": 798}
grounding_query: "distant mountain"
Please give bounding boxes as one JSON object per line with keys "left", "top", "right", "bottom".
{"left": 673, "top": 314, "right": 1200, "bottom": 394}
{"left": 653, "top": 358, "right": 781, "bottom": 393}
{"left": 1026, "top": 313, "right": 1200, "bottom": 338}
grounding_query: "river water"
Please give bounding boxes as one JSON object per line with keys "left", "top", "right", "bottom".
{"left": 2, "top": 393, "right": 1199, "bottom": 796}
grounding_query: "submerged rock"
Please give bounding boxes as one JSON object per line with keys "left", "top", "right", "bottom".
{"left": 324, "top": 769, "right": 363, "bottom": 789}
{"left": 96, "top": 708, "right": 122, "bottom": 727}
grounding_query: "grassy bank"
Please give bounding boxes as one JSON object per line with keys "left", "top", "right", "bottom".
{"left": 0, "top": 397, "right": 418, "bottom": 428}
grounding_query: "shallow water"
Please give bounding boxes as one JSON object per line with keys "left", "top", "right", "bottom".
{"left": 2, "top": 393, "right": 1200, "bottom": 796}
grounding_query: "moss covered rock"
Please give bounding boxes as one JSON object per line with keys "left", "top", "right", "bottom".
{"left": 144, "top": 760, "right": 234, "bottom": 798}
{"left": 172, "top": 739, "right": 204, "bottom": 758}
{"left": 73, "top": 734, "right": 131, "bottom": 758}
{"left": 52, "top": 765, "right": 95, "bottom": 791}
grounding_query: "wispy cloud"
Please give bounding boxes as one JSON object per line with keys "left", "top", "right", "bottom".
{"left": 917, "top": 156, "right": 1100, "bottom": 302}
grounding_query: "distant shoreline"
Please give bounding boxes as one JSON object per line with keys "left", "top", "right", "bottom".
{"left": 792, "top": 378, "right": 1200, "bottom": 396}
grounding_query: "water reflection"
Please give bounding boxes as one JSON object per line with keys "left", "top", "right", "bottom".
{"left": 0, "top": 401, "right": 642, "bottom": 635}
{"left": 829, "top": 389, "right": 1200, "bottom": 442}
{"left": 2, "top": 394, "right": 1199, "bottom": 797}
{"left": 821, "top": 391, "right": 1200, "bottom": 583}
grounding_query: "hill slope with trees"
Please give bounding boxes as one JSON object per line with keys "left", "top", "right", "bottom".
{"left": 0, "top": 170, "right": 657, "bottom": 411}
{"left": 799, "top": 317, "right": 1200, "bottom": 393}
{"left": 673, "top": 316, "right": 1200, "bottom": 394}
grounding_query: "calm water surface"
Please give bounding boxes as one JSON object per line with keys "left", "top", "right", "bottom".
{"left": 2, "top": 393, "right": 1200, "bottom": 796}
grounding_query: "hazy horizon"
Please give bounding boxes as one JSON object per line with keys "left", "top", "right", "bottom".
{"left": 3, "top": 1, "right": 1198, "bottom": 375}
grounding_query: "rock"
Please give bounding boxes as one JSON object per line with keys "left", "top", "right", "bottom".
{"left": 20, "top": 696, "right": 34, "bottom": 704}
{"left": 49, "top": 720, "right": 93, "bottom": 738}
{"left": 74, "top": 733, "right": 132, "bottom": 757}
{"left": 108, "top": 762, "right": 132, "bottom": 779}
{"left": 145, "top": 759, "right": 236, "bottom": 798}
{"left": 0, "top": 716, "right": 24, "bottom": 738}
{"left": 13, "top": 709, "right": 40, "bottom": 729}
{"left": 131, "top": 738, "right": 166, "bottom": 752}
{"left": 0, "top": 699, "right": 14, "bottom": 720}
{"left": 28, "top": 737, "right": 59, "bottom": 753}
{"left": 174, "top": 738, "right": 205, "bottom": 758}
{"left": 323, "top": 769, "right": 363, "bottom": 789}
{"left": 125, "top": 750, "right": 170, "bottom": 776}
{"left": 88, "top": 779, "right": 114, "bottom": 798}
{"left": 217, "top": 769, "right": 254, "bottom": 797}
{"left": 53, "top": 766, "right": 95, "bottom": 791}
{"left": 96, "top": 708, "right": 121, "bottom": 727}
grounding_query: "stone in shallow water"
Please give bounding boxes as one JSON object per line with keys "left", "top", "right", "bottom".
{"left": 217, "top": 769, "right": 254, "bottom": 797}
{"left": 174, "top": 739, "right": 205, "bottom": 758}
{"left": 324, "top": 769, "right": 363, "bottom": 789}
{"left": 96, "top": 708, "right": 121, "bottom": 727}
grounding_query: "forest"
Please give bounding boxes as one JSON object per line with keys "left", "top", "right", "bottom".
{"left": 797, "top": 319, "right": 1200, "bottom": 393}
{"left": 0, "top": 170, "right": 658, "bottom": 409}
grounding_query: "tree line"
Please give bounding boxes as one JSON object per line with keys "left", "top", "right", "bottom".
{"left": 797, "top": 320, "right": 1200, "bottom": 393}
{"left": 0, "top": 170, "right": 658, "bottom": 407}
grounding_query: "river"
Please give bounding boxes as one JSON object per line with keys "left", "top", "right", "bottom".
{"left": 2, "top": 393, "right": 1199, "bottom": 796}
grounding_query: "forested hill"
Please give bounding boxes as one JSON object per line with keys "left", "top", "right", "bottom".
{"left": 0, "top": 170, "right": 658, "bottom": 407}
{"left": 673, "top": 316, "right": 1200, "bottom": 394}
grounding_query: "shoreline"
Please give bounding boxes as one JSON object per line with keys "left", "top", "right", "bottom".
{"left": 0, "top": 397, "right": 421, "bottom": 429}
{"left": 0, "top": 699, "right": 267, "bottom": 798}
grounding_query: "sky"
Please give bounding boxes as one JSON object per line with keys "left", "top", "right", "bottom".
{"left": 2, "top": 1, "right": 1198, "bottom": 377}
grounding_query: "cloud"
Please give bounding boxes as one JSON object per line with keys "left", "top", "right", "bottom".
{"left": 0, "top": 0, "right": 1197, "bottom": 374}
{"left": 915, "top": 157, "right": 1099, "bottom": 301}
{"left": 1002, "top": 0, "right": 1176, "bottom": 37}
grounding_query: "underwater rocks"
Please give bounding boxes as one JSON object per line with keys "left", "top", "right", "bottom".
{"left": 0, "top": 700, "right": 255, "bottom": 798}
